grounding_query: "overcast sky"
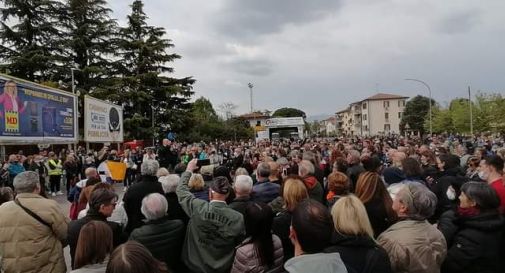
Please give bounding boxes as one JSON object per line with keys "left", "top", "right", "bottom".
{"left": 109, "top": 0, "right": 505, "bottom": 118}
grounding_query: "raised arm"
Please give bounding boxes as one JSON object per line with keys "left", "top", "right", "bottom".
{"left": 176, "top": 159, "right": 206, "bottom": 216}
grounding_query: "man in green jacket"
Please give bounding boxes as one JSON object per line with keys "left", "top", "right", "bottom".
{"left": 177, "top": 159, "right": 244, "bottom": 273}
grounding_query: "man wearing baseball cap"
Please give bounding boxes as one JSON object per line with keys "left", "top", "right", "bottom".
{"left": 176, "top": 159, "right": 244, "bottom": 273}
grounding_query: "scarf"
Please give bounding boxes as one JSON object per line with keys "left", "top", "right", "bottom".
{"left": 457, "top": 206, "right": 480, "bottom": 218}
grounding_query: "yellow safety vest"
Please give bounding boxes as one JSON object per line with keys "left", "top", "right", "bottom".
{"left": 48, "top": 159, "right": 62, "bottom": 176}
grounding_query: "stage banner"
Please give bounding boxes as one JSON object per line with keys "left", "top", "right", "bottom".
{"left": 0, "top": 74, "right": 77, "bottom": 144}
{"left": 84, "top": 95, "right": 123, "bottom": 143}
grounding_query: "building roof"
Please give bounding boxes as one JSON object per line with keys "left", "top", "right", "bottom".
{"left": 325, "top": 116, "right": 337, "bottom": 125}
{"left": 363, "top": 93, "right": 409, "bottom": 101}
{"left": 336, "top": 107, "right": 350, "bottom": 114}
{"left": 238, "top": 112, "right": 270, "bottom": 120}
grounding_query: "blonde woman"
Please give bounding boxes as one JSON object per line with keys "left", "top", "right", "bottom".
{"left": 272, "top": 177, "right": 308, "bottom": 261}
{"left": 325, "top": 195, "right": 392, "bottom": 273}
{"left": 188, "top": 173, "right": 208, "bottom": 202}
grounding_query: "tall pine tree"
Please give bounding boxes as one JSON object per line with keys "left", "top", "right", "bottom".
{"left": 116, "top": 0, "right": 195, "bottom": 140}
{"left": 0, "top": 0, "right": 65, "bottom": 81}
{"left": 61, "top": 0, "right": 118, "bottom": 94}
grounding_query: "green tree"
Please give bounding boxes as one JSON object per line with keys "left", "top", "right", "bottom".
{"left": 191, "top": 97, "right": 218, "bottom": 122}
{"left": 184, "top": 97, "right": 252, "bottom": 142}
{"left": 430, "top": 106, "right": 454, "bottom": 133}
{"left": 449, "top": 98, "right": 471, "bottom": 133}
{"left": 311, "top": 120, "right": 322, "bottom": 136}
{"left": 0, "top": 0, "right": 65, "bottom": 81}
{"left": 113, "top": 0, "right": 195, "bottom": 140}
{"left": 400, "top": 95, "right": 435, "bottom": 135}
{"left": 61, "top": 0, "right": 118, "bottom": 94}
{"left": 272, "top": 107, "right": 306, "bottom": 119}
{"left": 474, "top": 93, "right": 505, "bottom": 132}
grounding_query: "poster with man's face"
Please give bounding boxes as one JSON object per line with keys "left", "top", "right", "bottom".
{"left": 84, "top": 96, "right": 123, "bottom": 143}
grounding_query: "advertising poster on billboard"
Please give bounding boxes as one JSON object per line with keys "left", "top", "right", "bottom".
{"left": 0, "top": 74, "right": 77, "bottom": 144}
{"left": 84, "top": 96, "right": 123, "bottom": 143}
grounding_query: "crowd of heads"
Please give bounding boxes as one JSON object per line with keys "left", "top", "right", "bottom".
{"left": 2, "top": 133, "right": 505, "bottom": 272}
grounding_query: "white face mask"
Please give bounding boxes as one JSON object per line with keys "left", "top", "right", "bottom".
{"left": 446, "top": 186, "right": 456, "bottom": 201}
{"left": 478, "top": 171, "right": 488, "bottom": 181}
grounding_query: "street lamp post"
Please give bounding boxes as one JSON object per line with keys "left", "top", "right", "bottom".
{"left": 247, "top": 83, "right": 253, "bottom": 113}
{"left": 71, "top": 68, "right": 79, "bottom": 94}
{"left": 405, "top": 78, "right": 432, "bottom": 136}
{"left": 71, "top": 68, "right": 80, "bottom": 151}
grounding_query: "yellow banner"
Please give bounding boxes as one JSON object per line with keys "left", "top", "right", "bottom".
{"left": 5, "top": 111, "right": 19, "bottom": 132}
{"left": 107, "top": 161, "right": 127, "bottom": 181}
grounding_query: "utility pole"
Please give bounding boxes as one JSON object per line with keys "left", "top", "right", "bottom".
{"left": 247, "top": 83, "right": 254, "bottom": 113}
{"left": 71, "top": 68, "right": 79, "bottom": 151}
{"left": 469, "top": 86, "right": 473, "bottom": 135}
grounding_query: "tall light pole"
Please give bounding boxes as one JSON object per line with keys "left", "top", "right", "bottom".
{"left": 71, "top": 68, "right": 79, "bottom": 94}
{"left": 71, "top": 68, "right": 80, "bottom": 151}
{"left": 247, "top": 83, "right": 254, "bottom": 113}
{"left": 468, "top": 86, "right": 473, "bottom": 135}
{"left": 405, "top": 78, "right": 432, "bottom": 136}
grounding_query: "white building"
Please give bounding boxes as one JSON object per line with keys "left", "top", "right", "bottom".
{"left": 336, "top": 93, "right": 408, "bottom": 136}
{"left": 336, "top": 107, "right": 352, "bottom": 136}
{"left": 321, "top": 116, "right": 337, "bottom": 136}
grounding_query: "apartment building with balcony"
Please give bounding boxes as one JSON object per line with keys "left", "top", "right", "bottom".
{"left": 336, "top": 93, "right": 408, "bottom": 136}
{"left": 336, "top": 107, "right": 352, "bottom": 136}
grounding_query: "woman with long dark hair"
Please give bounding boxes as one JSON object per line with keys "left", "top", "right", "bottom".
{"left": 71, "top": 221, "right": 113, "bottom": 272}
{"left": 355, "top": 171, "right": 396, "bottom": 237}
{"left": 106, "top": 241, "right": 168, "bottom": 273}
{"left": 231, "top": 202, "right": 283, "bottom": 273}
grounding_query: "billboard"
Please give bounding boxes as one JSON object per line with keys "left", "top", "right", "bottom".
{"left": 0, "top": 74, "right": 77, "bottom": 144}
{"left": 84, "top": 96, "right": 123, "bottom": 143}
{"left": 265, "top": 117, "right": 305, "bottom": 127}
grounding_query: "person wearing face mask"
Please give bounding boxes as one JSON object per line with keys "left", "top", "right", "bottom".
{"left": 478, "top": 155, "right": 505, "bottom": 213}
{"left": 431, "top": 154, "right": 468, "bottom": 221}
{"left": 438, "top": 182, "right": 504, "bottom": 273}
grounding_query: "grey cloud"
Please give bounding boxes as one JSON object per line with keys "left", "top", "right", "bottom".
{"left": 224, "top": 58, "right": 274, "bottom": 76}
{"left": 437, "top": 11, "right": 480, "bottom": 34}
{"left": 214, "top": 0, "right": 342, "bottom": 38}
{"left": 182, "top": 38, "right": 232, "bottom": 59}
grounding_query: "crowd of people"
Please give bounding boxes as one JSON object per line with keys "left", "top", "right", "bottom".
{"left": 1, "top": 134, "right": 505, "bottom": 273}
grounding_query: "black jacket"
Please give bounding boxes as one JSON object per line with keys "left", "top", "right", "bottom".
{"left": 165, "top": 192, "right": 189, "bottom": 224}
{"left": 129, "top": 217, "right": 185, "bottom": 272}
{"left": 123, "top": 175, "right": 164, "bottom": 233}
{"left": 421, "top": 164, "right": 438, "bottom": 180}
{"left": 314, "top": 165, "right": 325, "bottom": 187}
{"left": 325, "top": 233, "right": 392, "bottom": 273}
{"left": 272, "top": 210, "right": 294, "bottom": 262}
{"left": 229, "top": 196, "right": 252, "bottom": 215}
{"left": 252, "top": 181, "right": 280, "bottom": 204}
{"left": 158, "top": 145, "right": 178, "bottom": 169}
{"left": 431, "top": 168, "right": 468, "bottom": 221}
{"left": 67, "top": 212, "right": 125, "bottom": 269}
{"left": 438, "top": 210, "right": 504, "bottom": 273}
{"left": 347, "top": 164, "right": 365, "bottom": 189}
